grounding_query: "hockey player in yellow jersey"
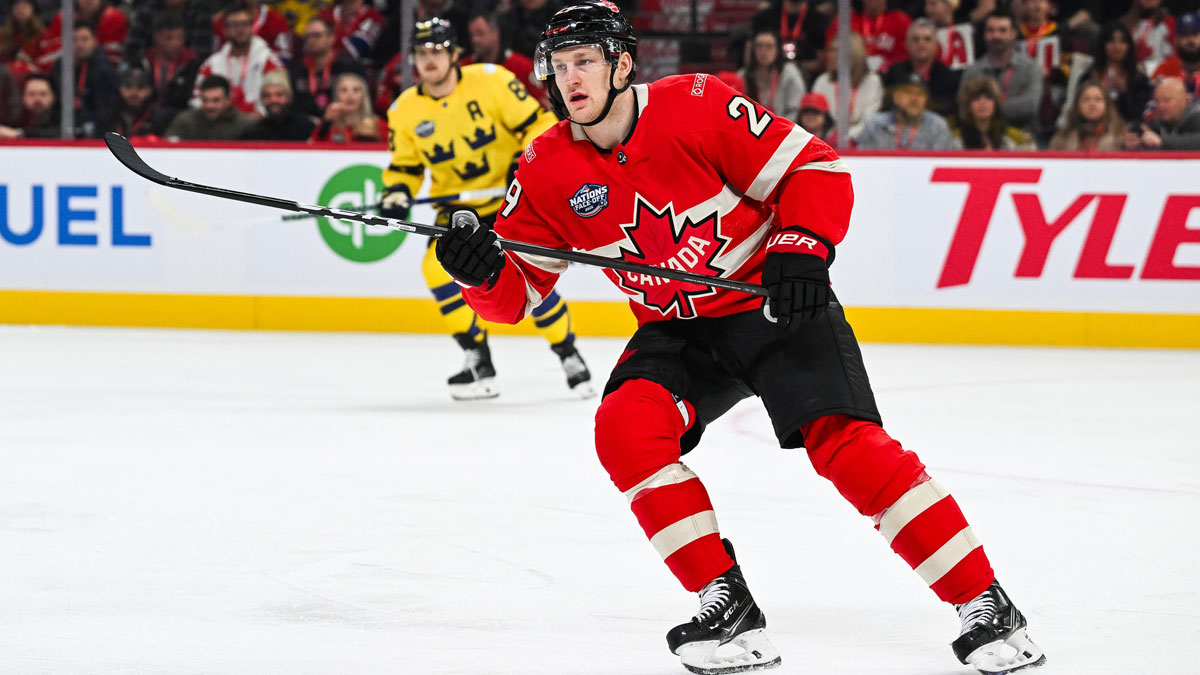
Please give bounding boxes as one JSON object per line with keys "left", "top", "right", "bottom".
{"left": 381, "top": 17, "right": 593, "bottom": 401}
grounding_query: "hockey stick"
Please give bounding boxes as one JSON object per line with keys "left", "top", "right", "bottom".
{"left": 278, "top": 187, "right": 510, "bottom": 222}
{"left": 103, "top": 133, "right": 768, "bottom": 298}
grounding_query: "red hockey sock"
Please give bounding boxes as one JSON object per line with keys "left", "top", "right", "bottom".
{"left": 802, "top": 415, "right": 994, "bottom": 605}
{"left": 595, "top": 379, "right": 733, "bottom": 592}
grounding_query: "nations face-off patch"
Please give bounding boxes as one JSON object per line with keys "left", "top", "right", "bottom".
{"left": 569, "top": 183, "right": 609, "bottom": 218}
{"left": 415, "top": 120, "right": 435, "bottom": 138}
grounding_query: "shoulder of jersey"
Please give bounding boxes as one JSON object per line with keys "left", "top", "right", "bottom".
{"left": 390, "top": 84, "right": 422, "bottom": 112}
{"left": 462, "top": 62, "right": 516, "bottom": 83}
{"left": 517, "top": 119, "right": 575, "bottom": 175}
{"left": 648, "top": 73, "right": 730, "bottom": 108}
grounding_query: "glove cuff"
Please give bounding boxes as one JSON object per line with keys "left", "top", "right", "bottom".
{"left": 765, "top": 226, "right": 835, "bottom": 265}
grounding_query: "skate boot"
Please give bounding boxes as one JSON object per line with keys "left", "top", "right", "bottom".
{"left": 447, "top": 332, "right": 498, "bottom": 400}
{"left": 952, "top": 580, "right": 1046, "bottom": 674}
{"left": 549, "top": 339, "right": 595, "bottom": 399}
{"left": 666, "top": 539, "right": 781, "bottom": 675}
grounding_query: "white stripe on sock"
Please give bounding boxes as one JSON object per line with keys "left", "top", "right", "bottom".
{"left": 914, "top": 527, "right": 982, "bottom": 586}
{"left": 877, "top": 479, "right": 949, "bottom": 544}
{"left": 623, "top": 462, "right": 698, "bottom": 504}
{"left": 650, "top": 510, "right": 720, "bottom": 560}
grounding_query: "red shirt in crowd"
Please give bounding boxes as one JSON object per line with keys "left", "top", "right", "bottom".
{"left": 1152, "top": 55, "right": 1200, "bottom": 99}
{"left": 826, "top": 9, "right": 911, "bottom": 72}
{"left": 30, "top": 6, "right": 127, "bottom": 71}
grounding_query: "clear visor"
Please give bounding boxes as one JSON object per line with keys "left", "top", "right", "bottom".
{"left": 533, "top": 42, "right": 607, "bottom": 80}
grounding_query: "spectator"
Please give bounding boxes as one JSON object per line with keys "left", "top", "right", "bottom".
{"left": 194, "top": 4, "right": 285, "bottom": 116}
{"left": 1120, "top": 0, "right": 1176, "bottom": 74}
{"left": 139, "top": 11, "right": 202, "bottom": 112}
{"left": 241, "top": 69, "right": 315, "bottom": 140}
{"left": 811, "top": 34, "right": 883, "bottom": 141}
{"left": 1151, "top": 12, "right": 1200, "bottom": 100}
{"left": 797, "top": 91, "right": 835, "bottom": 141}
{"left": 739, "top": 29, "right": 806, "bottom": 120}
{"left": 925, "top": 0, "right": 975, "bottom": 71}
{"left": 125, "top": 0, "right": 215, "bottom": 65}
{"left": 750, "top": 0, "right": 834, "bottom": 79}
{"left": 50, "top": 24, "right": 117, "bottom": 137}
{"left": 825, "top": 0, "right": 912, "bottom": 72}
{"left": 291, "top": 16, "right": 366, "bottom": 117}
{"left": 1071, "top": 23, "right": 1152, "bottom": 126}
{"left": 374, "top": 50, "right": 404, "bottom": 115}
{"left": 1124, "top": 76, "right": 1200, "bottom": 149}
{"left": 499, "top": 0, "right": 561, "bottom": 58}
{"left": 960, "top": 11, "right": 1044, "bottom": 133}
{"left": 32, "top": 0, "right": 128, "bottom": 70}
{"left": 1, "top": 0, "right": 43, "bottom": 71}
{"left": 167, "top": 73, "right": 253, "bottom": 139}
{"left": 883, "top": 18, "right": 961, "bottom": 119}
{"left": 1018, "top": 0, "right": 1072, "bottom": 141}
{"left": 1056, "top": 1, "right": 1105, "bottom": 44}
{"left": 320, "top": 0, "right": 385, "bottom": 64}
{"left": 310, "top": 70, "right": 385, "bottom": 142}
{"left": 0, "top": 64, "right": 20, "bottom": 124}
{"left": 213, "top": 0, "right": 293, "bottom": 58}
{"left": 0, "top": 73, "right": 59, "bottom": 138}
{"left": 110, "top": 67, "right": 177, "bottom": 137}
{"left": 858, "top": 80, "right": 956, "bottom": 149}
{"left": 465, "top": 12, "right": 549, "bottom": 109}
{"left": 1049, "top": 80, "right": 1125, "bottom": 150}
{"left": 953, "top": 77, "right": 1036, "bottom": 149}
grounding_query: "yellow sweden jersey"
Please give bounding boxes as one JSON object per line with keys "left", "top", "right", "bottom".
{"left": 384, "top": 63, "right": 556, "bottom": 219}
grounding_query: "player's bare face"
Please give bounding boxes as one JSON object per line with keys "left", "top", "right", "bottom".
{"left": 414, "top": 45, "right": 454, "bottom": 86}
{"left": 550, "top": 45, "right": 611, "bottom": 123}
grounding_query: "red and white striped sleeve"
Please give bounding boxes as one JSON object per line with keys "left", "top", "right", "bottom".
{"left": 697, "top": 75, "right": 854, "bottom": 252}
{"left": 461, "top": 168, "right": 570, "bottom": 325}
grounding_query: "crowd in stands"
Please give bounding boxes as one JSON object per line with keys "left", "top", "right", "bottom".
{"left": 729, "top": 0, "right": 1200, "bottom": 150}
{"left": 0, "top": 0, "right": 1197, "bottom": 151}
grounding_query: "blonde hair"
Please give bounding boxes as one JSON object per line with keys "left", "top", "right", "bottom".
{"left": 826, "top": 34, "right": 870, "bottom": 89}
{"left": 332, "top": 71, "right": 381, "bottom": 140}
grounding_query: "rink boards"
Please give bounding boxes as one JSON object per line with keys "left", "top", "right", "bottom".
{"left": 1, "top": 142, "right": 1197, "bottom": 348}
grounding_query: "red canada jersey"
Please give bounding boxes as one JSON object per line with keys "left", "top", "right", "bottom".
{"left": 463, "top": 73, "right": 853, "bottom": 327}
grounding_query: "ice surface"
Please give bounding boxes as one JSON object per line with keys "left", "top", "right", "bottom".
{"left": 1, "top": 326, "right": 1197, "bottom": 675}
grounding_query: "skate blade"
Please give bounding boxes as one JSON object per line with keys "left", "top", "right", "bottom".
{"left": 965, "top": 629, "right": 1047, "bottom": 675}
{"left": 676, "top": 628, "right": 782, "bottom": 675}
{"left": 449, "top": 378, "right": 500, "bottom": 401}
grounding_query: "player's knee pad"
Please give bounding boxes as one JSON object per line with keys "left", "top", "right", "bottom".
{"left": 595, "top": 379, "right": 695, "bottom": 492}
{"left": 802, "top": 414, "right": 928, "bottom": 518}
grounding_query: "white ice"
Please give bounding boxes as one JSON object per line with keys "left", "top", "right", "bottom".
{"left": 1, "top": 326, "right": 1197, "bottom": 675}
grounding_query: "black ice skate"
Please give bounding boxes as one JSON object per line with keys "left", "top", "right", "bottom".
{"left": 448, "top": 332, "right": 498, "bottom": 400}
{"left": 549, "top": 339, "right": 595, "bottom": 399}
{"left": 666, "top": 540, "right": 781, "bottom": 675}
{"left": 952, "top": 580, "right": 1046, "bottom": 674}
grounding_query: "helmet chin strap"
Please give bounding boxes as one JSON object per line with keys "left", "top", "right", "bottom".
{"left": 570, "top": 64, "right": 631, "bottom": 127}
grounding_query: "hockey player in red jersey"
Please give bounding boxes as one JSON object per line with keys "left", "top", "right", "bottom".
{"left": 434, "top": 3, "right": 1047, "bottom": 674}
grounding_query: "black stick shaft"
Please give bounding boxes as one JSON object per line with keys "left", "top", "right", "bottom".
{"left": 103, "top": 133, "right": 768, "bottom": 298}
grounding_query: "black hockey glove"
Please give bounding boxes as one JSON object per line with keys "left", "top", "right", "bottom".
{"left": 435, "top": 209, "right": 506, "bottom": 287}
{"left": 762, "top": 253, "right": 831, "bottom": 328}
{"left": 379, "top": 185, "right": 411, "bottom": 221}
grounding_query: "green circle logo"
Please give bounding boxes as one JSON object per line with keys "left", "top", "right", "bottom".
{"left": 316, "top": 164, "right": 407, "bottom": 263}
